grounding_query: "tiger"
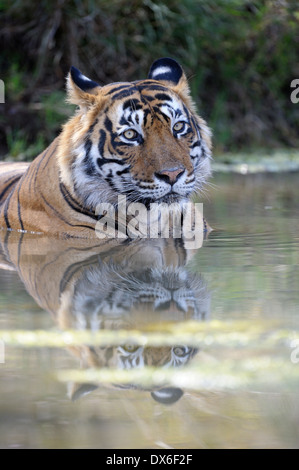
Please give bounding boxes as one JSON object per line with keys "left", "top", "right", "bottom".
{"left": 0, "top": 58, "right": 212, "bottom": 238}
{"left": 0, "top": 230, "right": 210, "bottom": 403}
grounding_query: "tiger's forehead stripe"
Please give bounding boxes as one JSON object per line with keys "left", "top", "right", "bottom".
{"left": 107, "top": 87, "right": 190, "bottom": 127}
{"left": 104, "top": 81, "right": 180, "bottom": 108}
{"left": 105, "top": 83, "right": 133, "bottom": 96}
{"left": 122, "top": 98, "right": 143, "bottom": 110}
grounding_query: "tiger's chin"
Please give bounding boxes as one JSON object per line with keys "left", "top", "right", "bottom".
{"left": 157, "top": 190, "right": 192, "bottom": 203}
{"left": 153, "top": 194, "right": 190, "bottom": 206}
{"left": 125, "top": 191, "right": 192, "bottom": 208}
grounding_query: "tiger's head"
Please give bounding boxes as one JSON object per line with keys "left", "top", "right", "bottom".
{"left": 58, "top": 58, "right": 212, "bottom": 210}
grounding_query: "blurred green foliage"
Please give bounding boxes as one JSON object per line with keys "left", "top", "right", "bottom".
{"left": 0, "top": 0, "right": 299, "bottom": 160}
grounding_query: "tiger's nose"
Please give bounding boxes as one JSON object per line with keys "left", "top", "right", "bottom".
{"left": 155, "top": 167, "right": 185, "bottom": 185}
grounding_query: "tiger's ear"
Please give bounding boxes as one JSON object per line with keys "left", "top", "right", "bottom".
{"left": 66, "top": 67, "right": 101, "bottom": 110}
{"left": 148, "top": 57, "right": 191, "bottom": 102}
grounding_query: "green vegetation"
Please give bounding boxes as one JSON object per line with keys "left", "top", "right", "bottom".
{"left": 0, "top": 0, "right": 299, "bottom": 160}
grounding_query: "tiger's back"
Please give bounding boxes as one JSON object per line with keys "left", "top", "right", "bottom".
{"left": 0, "top": 161, "right": 30, "bottom": 205}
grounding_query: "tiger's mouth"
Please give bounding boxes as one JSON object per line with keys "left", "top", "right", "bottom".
{"left": 125, "top": 192, "right": 188, "bottom": 208}
{"left": 124, "top": 187, "right": 192, "bottom": 207}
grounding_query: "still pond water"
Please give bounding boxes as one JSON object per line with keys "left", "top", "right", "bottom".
{"left": 0, "top": 171, "right": 299, "bottom": 449}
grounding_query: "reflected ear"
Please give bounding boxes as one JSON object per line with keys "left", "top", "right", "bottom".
{"left": 68, "top": 382, "right": 99, "bottom": 401}
{"left": 66, "top": 67, "right": 101, "bottom": 110}
{"left": 148, "top": 58, "right": 193, "bottom": 109}
{"left": 151, "top": 387, "right": 184, "bottom": 405}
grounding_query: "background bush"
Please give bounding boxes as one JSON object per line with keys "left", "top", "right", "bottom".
{"left": 1, "top": 0, "right": 299, "bottom": 160}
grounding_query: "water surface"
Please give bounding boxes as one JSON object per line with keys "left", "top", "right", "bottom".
{"left": 0, "top": 171, "right": 299, "bottom": 449}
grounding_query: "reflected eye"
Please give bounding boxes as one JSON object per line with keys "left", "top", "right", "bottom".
{"left": 173, "top": 346, "right": 190, "bottom": 357}
{"left": 122, "top": 344, "right": 140, "bottom": 353}
{"left": 122, "top": 129, "right": 138, "bottom": 140}
{"left": 173, "top": 121, "right": 186, "bottom": 133}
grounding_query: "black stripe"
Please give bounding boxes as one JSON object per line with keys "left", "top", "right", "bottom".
{"left": 104, "top": 170, "right": 116, "bottom": 191}
{"left": 110, "top": 142, "right": 125, "bottom": 154}
{"left": 106, "top": 84, "right": 132, "bottom": 96}
{"left": 192, "top": 141, "right": 201, "bottom": 148}
{"left": 83, "top": 139, "right": 97, "bottom": 176}
{"left": 143, "top": 109, "right": 152, "bottom": 127}
{"left": 40, "top": 145, "right": 55, "bottom": 171}
{"left": 190, "top": 116, "right": 201, "bottom": 135}
{"left": 57, "top": 235, "right": 136, "bottom": 291}
{"left": 111, "top": 88, "right": 137, "bottom": 101}
{"left": 104, "top": 117, "right": 113, "bottom": 133}
{"left": 84, "top": 138, "right": 92, "bottom": 157}
{"left": 39, "top": 240, "right": 119, "bottom": 283}
{"left": 17, "top": 183, "right": 24, "bottom": 231}
{"left": 33, "top": 145, "right": 56, "bottom": 193}
{"left": 40, "top": 192, "right": 95, "bottom": 231}
{"left": 59, "top": 183, "right": 98, "bottom": 221}
{"left": 154, "top": 93, "right": 172, "bottom": 102}
{"left": 98, "top": 129, "right": 106, "bottom": 156}
{"left": 116, "top": 167, "right": 130, "bottom": 176}
{"left": 3, "top": 229, "right": 12, "bottom": 261}
{"left": 87, "top": 118, "right": 99, "bottom": 134}
{"left": 154, "top": 108, "right": 170, "bottom": 123}
{"left": 3, "top": 190, "right": 13, "bottom": 229}
{"left": 97, "top": 130, "right": 127, "bottom": 168}
{"left": 27, "top": 159, "right": 38, "bottom": 196}
{"left": 137, "top": 84, "right": 170, "bottom": 93}
{"left": 183, "top": 104, "right": 192, "bottom": 118}
{"left": 59, "top": 254, "right": 100, "bottom": 293}
{"left": 16, "top": 230, "right": 24, "bottom": 269}
{"left": 0, "top": 175, "right": 22, "bottom": 203}
{"left": 2, "top": 173, "right": 21, "bottom": 185}
{"left": 4, "top": 228, "right": 10, "bottom": 244}
{"left": 122, "top": 99, "right": 142, "bottom": 111}
{"left": 97, "top": 156, "right": 127, "bottom": 169}
{"left": 140, "top": 94, "right": 155, "bottom": 102}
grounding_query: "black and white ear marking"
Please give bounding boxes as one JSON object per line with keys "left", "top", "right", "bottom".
{"left": 148, "top": 58, "right": 183, "bottom": 85}
{"left": 70, "top": 66, "right": 100, "bottom": 92}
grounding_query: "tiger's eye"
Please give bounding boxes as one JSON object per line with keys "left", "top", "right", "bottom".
{"left": 173, "top": 121, "right": 185, "bottom": 132}
{"left": 123, "top": 129, "right": 138, "bottom": 140}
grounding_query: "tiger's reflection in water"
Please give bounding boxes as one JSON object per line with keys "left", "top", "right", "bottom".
{"left": 0, "top": 232, "right": 210, "bottom": 404}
